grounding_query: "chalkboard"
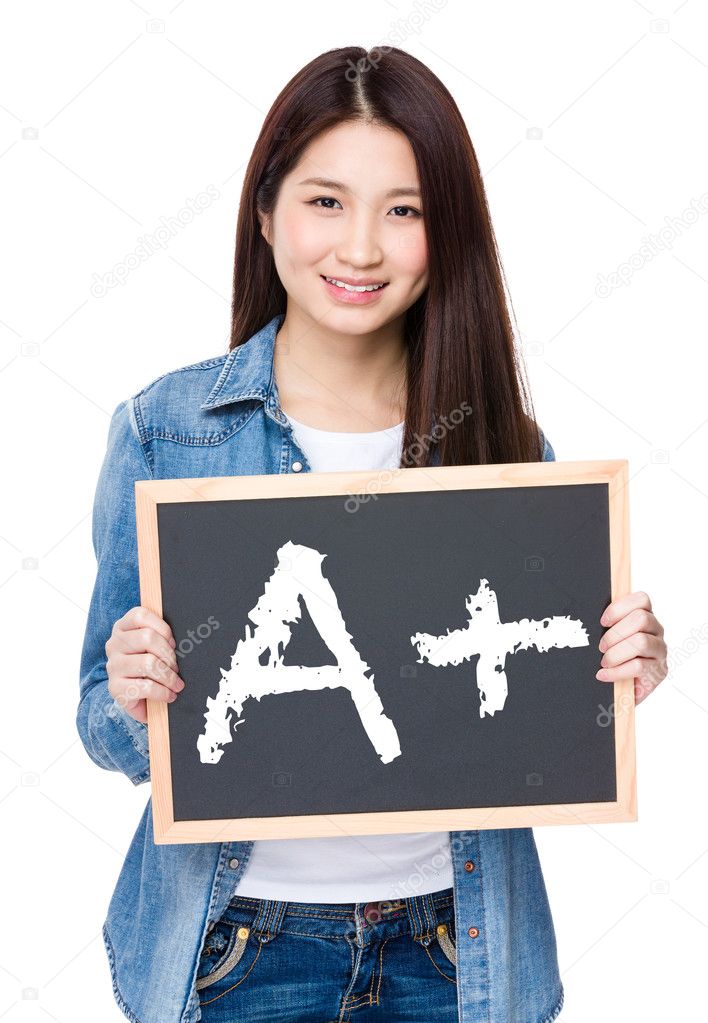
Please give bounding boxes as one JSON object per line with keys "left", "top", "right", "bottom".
{"left": 136, "top": 460, "right": 636, "bottom": 844}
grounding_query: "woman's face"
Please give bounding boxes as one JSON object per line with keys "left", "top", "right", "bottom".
{"left": 259, "top": 120, "right": 429, "bottom": 334}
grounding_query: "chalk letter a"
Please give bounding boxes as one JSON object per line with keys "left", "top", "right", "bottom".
{"left": 196, "top": 541, "right": 402, "bottom": 765}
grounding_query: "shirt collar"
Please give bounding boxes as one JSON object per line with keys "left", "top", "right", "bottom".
{"left": 199, "top": 312, "right": 286, "bottom": 411}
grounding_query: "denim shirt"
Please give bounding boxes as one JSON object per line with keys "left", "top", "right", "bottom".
{"left": 77, "top": 312, "right": 564, "bottom": 1023}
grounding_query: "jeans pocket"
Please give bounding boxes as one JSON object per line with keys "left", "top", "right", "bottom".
{"left": 436, "top": 920, "right": 457, "bottom": 966}
{"left": 418, "top": 916, "right": 457, "bottom": 984}
{"left": 196, "top": 911, "right": 260, "bottom": 994}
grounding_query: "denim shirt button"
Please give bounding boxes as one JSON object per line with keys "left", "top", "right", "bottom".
{"left": 464, "top": 860, "right": 475, "bottom": 871}
{"left": 228, "top": 857, "right": 240, "bottom": 869}
{"left": 292, "top": 461, "right": 303, "bottom": 472}
{"left": 468, "top": 926, "right": 480, "bottom": 938}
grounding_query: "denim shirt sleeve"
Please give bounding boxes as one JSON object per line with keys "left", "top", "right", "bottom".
{"left": 76, "top": 397, "right": 153, "bottom": 787}
{"left": 539, "top": 427, "right": 556, "bottom": 462}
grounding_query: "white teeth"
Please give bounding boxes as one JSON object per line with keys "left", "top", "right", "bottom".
{"left": 324, "top": 276, "right": 386, "bottom": 292}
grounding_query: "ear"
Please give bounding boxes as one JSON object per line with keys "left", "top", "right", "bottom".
{"left": 257, "top": 209, "right": 272, "bottom": 246}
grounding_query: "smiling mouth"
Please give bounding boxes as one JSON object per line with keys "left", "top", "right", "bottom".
{"left": 321, "top": 275, "right": 389, "bottom": 293}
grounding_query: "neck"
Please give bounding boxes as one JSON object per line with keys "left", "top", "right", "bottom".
{"left": 273, "top": 303, "right": 408, "bottom": 431}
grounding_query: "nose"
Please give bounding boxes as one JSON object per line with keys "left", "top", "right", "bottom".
{"left": 335, "top": 208, "right": 385, "bottom": 269}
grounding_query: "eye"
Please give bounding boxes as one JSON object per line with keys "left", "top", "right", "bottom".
{"left": 307, "top": 197, "right": 343, "bottom": 210}
{"left": 389, "top": 206, "right": 422, "bottom": 218}
{"left": 307, "top": 197, "right": 422, "bottom": 218}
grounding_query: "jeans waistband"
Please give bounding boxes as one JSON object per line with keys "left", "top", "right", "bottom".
{"left": 226, "top": 886, "right": 455, "bottom": 946}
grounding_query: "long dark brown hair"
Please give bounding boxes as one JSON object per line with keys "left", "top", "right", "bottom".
{"left": 228, "top": 45, "right": 543, "bottom": 467}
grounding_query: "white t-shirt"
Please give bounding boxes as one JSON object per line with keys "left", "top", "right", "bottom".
{"left": 233, "top": 411, "right": 454, "bottom": 903}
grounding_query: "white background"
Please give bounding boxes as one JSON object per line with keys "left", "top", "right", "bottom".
{"left": 3, "top": 1, "right": 707, "bottom": 1020}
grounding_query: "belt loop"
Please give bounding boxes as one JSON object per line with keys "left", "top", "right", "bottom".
{"left": 421, "top": 891, "right": 437, "bottom": 933}
{"left": 406, "top": 892, "right": 438, "bottom": 943}
{"left": 353, "top": 901, "right": 368, "bottom": 946}
{"left": 251, "top": 899, "right": 288, "bottom": 942}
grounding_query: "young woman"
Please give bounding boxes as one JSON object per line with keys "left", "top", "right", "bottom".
{"left": 78, "top": 46, "right": 668, "bottom": 1023}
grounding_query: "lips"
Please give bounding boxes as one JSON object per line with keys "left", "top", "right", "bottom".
{"left": 320, "top": 274, "right": 389, "bottom": 305}
{"left": 321, "top": 275, "right": 388, "bottom": 291}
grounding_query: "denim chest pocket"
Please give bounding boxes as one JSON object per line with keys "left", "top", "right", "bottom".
{"left": 196, "top": 911, "right": 265, "bottom": 996}
{"left": 149, "top": 401, "right": 273, "bottom": 480}
{"left": 152, "top": 400, "right": 261, "bottom": 447}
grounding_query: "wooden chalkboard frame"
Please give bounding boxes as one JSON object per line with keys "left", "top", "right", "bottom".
{"left": 136, "top": 459, "right": 636, "bottom": 845}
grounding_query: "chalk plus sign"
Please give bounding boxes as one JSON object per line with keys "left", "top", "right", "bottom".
{"left": 410, "top": 578, "right": 589, "bottom": 717}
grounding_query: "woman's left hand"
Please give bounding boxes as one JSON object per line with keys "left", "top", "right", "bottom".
{"left": 596, "top": 590, "right": 667, "bottom": 705}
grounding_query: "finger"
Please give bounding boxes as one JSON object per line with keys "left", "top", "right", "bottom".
{"left": 116, "top": 606, "right": 177, "bottom": 649}
{"left": 118, "top": 651, "right": 185, "bottom": 694}
{"left": 600, "top": 590, "right": 652, "bottom": 628}
{"left": 128, "top": 702, "right": 148, "bottom": 724}
{"left": 114, "top": 676, "right": 180, "bottom": 705}
{"left": 596, "top": 655, "right": 666, "bottom": 683}
{"left": 116, "top": 695, "right": 148, "bottom": 723}
{"left": 115, "top": 626, "right": 179, "bottom": 673}
{"left": 635, "top": 675, "right": 660, "bottom": 705}
{"left": 599, "top": 632, "right": 664, "bottom": 669}
{"left": 599, "top": 607, "right": 662, "bottom": 652}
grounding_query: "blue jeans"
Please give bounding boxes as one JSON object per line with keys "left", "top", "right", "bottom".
{"left": 197, "top": 885, "right": 459, "bottom": 1021}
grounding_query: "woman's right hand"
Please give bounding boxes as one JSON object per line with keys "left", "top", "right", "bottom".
{"left": 107, "top": 606, "right": 185, "bottom": 724}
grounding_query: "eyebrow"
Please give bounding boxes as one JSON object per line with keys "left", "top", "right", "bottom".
{"left": 296, "top": 176, "right": 421, "bottom": 200}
